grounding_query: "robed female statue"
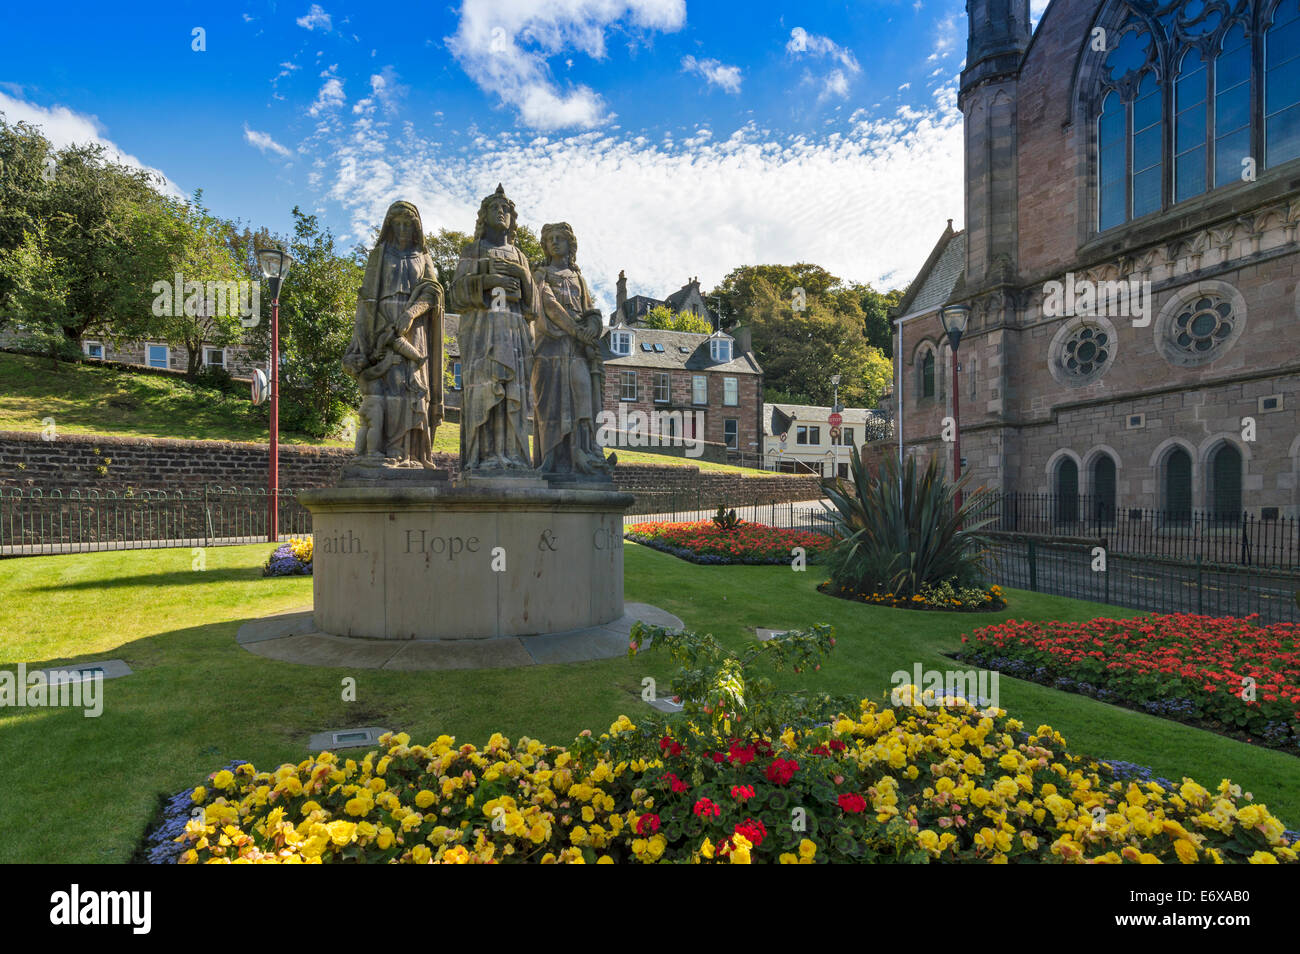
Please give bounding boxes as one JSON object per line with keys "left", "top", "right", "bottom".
{"left": 449, "top": 185, "right": 537, "bottom": 473}
{"left": 531, "top": 222, "right": 612, "bottom": 477}
{"left": 342, "top": 201, "right": 443, "bottom": 466}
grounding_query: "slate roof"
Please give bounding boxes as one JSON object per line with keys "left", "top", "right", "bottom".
{"left": 600, "top": 327, "right": 761, "bottom": 375}
{"left": 893, "top": 225, "right": 966, "bottom": 318}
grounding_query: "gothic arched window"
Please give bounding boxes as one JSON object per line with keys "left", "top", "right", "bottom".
{"left": 1266, "top": 0, "right": 1300, "bottom": 167}
{"left": 1175, "top": 48, "right": 1208, "bottom": 201}
{"left": 1089, "top": 1, "right": 1300, "bottom": 232}
{"left": 1215, "top": 24, "right": 1252, "bottom": 186}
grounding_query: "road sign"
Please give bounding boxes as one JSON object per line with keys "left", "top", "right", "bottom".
{"left": 828, "top": 412, "right": 842, "bottom": 428}
{"left": 829, "top": 426, "right": 841, "bottom": 441}
{"left": 252, "top": 368, "right": 270, "bottom": 406}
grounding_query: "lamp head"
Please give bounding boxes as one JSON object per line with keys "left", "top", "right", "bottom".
{"left": 941, "top": 302, "right": 970, "bottom": 350}
{"left": 256, "top": 246, "right": 294, "bottom": 299}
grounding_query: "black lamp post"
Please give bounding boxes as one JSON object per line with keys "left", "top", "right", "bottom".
{"left": 256, "top": 246, "right": 294, "bottom": 542}
{"left": 940, "top": 302, "right": 970, "bottom": 514}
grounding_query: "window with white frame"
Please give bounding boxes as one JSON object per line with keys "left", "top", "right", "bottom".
{"left": 796, "top": 425, "right": 821, "bottom": 445}
{"left": 839, "top": 427, "right": 855, "bottom": 446}
{"left": 724, "top": 418, "right": 738, "bottom": 449}
{"left": 723, "top": 377, "right": 738, "bottom": 406}
{"left": 653, "top": 372, "right": 670, "bottom": 403}
{"left": 620, "top": 370, "right": 638, "bottom": 401}
{"left": 709, "top": 337, "right": 732, "bottom": 362}
{"left": 610, "top": 331, "right": 633, "bottom": 355}
{"left": 203, "top": 348, "right": 225, "bottom": 367}
{"left": 146, "top": 343, "right": 169, "bottom": 369}
{"left": 692, "top": 374, "right": 708, "bottom": 405}
{"left": 83, "top": 341, "right": 104, "bottom": 360}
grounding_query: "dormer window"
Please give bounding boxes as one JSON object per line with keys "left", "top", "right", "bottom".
{"left": 610, "top": 330, "right": 633, "bottom": 356}
{"left": 709, "top": 335, "right": 732, "bottom": 363}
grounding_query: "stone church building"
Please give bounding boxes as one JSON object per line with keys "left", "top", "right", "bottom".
{"left": 894, "top": 0, "right": 1300, "bottom": 518}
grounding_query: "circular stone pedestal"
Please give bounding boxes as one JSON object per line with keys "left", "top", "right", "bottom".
{"left": 298, "top": 481, "right": 634, "bottom": 640}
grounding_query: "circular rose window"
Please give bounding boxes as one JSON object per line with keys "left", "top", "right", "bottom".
{"left": 1153, "top": 281, "right": 1247, "bottom": 368}
{"left": 1171, "top": 296, "right": 1234, "bottom": 356}
{"left": 1048, "top": 318, "right": 1117, "bottom": 387}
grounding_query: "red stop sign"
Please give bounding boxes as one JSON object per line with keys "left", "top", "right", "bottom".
{"left": 828, "top": 412, "right": 842, "bottom": 428}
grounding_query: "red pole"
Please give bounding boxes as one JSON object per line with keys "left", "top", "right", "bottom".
{"left": 951, "top": 355, "right": 962, "bottom": 515}
{"left": 269, "top": 296, "right": 280, "bottom": 543}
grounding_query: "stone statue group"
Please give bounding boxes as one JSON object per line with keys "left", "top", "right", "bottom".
{"left": 342, "top": 186, "right": 613, "bottom": 481}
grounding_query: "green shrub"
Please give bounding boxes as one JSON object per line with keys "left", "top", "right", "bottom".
{"left": 822, "top": 448, "right": 996, "bottom": 598}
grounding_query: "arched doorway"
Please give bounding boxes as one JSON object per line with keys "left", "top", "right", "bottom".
{"left": 1091, "top": 454, "right": 1117, "bottom": 526}
{"left": 1055, "top": 457, "right": 1079, "bottom": 526}
{"left": 1164, "top": 447, "right": 1192, "bottom": 524}
{"left": 1209, "top": 443, "right": 1242, "bottom": 523}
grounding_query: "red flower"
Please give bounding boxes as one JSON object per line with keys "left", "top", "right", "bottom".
{"left": 734, "top": 818, "right": 767, "bottom": 847}
{"left": 659, "top": 735, "right": 683, "bottom": 757}
{"left": 693, "top": 797, "right": 721, "bottom": 818}
{"left": 660, "top": 772, "right": 690, "bottom": 793}
{"left": 731, "top": 785, "right": 756, "bottom": 801}
{"left": 636, "top": 813, "right": 660, "bottom": 836}
{"left": 765, "top": 758, "right": 798, "bottom": 786}
{"left": 838, "top": 792, "right": 867, "bottom": 814}
{"left": 727, "top": 740, "right": 757, "bottom": 765}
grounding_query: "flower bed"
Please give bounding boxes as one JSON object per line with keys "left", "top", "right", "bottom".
{"left": 624, "top": 520, "right": 830, "bottom": 565}
{"left": 167, "top": 692, "right": 1295, "bottom": 864}
{"left": 263, "top": 537, "right": 313, "bottom": 577}
{"left": 954, "top": 614, "right": 1300, "bottom": 752}
{"left": 819, "top": 578, "right": 1007, "bottom": 612}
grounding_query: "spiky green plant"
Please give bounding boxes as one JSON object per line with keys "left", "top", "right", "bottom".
{"left": 820, "top": 448, "right": 997, "bottom": 598}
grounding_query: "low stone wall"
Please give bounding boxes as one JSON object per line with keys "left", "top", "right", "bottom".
{"left": 0, "top": 430, "right": 823, "bottom": 507}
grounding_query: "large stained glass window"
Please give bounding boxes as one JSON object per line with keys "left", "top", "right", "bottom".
{"left": 1266, "top": 0, "right": 1300, "bottom": 167}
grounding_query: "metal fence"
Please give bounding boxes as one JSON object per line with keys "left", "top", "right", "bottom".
{"left": 972, "top": 491, "right": 1300, "bottom": 568}
{"left": 983, "top": 534, "right": 1300, "bottom": 624}
{"left": 0, "top": 487, "right": 311, "bottom": 557}
{"left": 623, "top": 492, "right": 837, "bottom": 534}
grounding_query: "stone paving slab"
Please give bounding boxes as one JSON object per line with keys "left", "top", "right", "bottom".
{"left": 235, "top": 603, "right": 683, "bottom": 671}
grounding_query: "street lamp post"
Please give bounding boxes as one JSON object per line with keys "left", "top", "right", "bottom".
{"left": 830, "top": 373, "right": 842, "bottom": 481}
{"left": 940, "top": 303, "right": 970, "bottom": 514}
{"left": 256, "top": 246, "right": 294, "bottom": 542}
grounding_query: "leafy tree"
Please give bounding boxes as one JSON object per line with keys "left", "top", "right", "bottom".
{"left": 742, "top": 277, "right": 886, "bottom": 409}
{"left": 0, "top": 121, "right": 176, "bottom": 357}
{"left": 710, "top": 263, "right": 840, "bottom": 328}
{"left": 0, "top": 224, "right": 74, "bottom": 363}
{"left": 246, "top": 207, "right": 363, "bottom": 437}
{"left": 158, "top": 192, "right": 252, "bottom": 377}
{"left": 639, "top": 304, "right": 712, "bottom": 334}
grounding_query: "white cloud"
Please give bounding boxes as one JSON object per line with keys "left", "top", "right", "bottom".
{"left": 297, "top": 4, "right": 332, "bottom": 31}
{"left": 309, "top": 77, "right": 346, "bottom": 116}
{"left": 681, "top": 55, "right": 742, "bottom": 94}
{"left": 243, "top": 124, "right": 293, "bottom": 158}
{"left": 927, "top": 13, "right": 959, "bottom": 62}
{"left": 1031, "top": 0, "right": 1049, "bottom": 27}
{"left": 320, "top": 82, "right": 964, "bottom": 307}
{"left": 444, "top": 0, "right": 687, "bottom": 130}
{"left": 786, "top": 27, "right": 861, "bottom": 101}
{"left": 786, "top": 27, "right": 861, "bottom": 73}
{"left": 352, "top": 68, "right": 405, "bottom": 116}
{"left": 0, "top": 91, "right": 182, "bottom": 198}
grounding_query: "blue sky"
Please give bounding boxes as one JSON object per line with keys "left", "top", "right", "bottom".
{"left": 0, "top": 0, "right": 1014, "bottom": 312}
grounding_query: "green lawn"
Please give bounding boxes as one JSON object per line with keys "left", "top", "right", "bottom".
{"left": 2, "top": 542, "right": 1295, "bottom": 863}
{"left": 0, "top": 351, "right": 773, "bottom": 475}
